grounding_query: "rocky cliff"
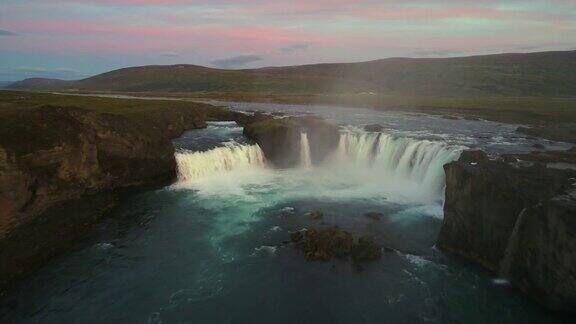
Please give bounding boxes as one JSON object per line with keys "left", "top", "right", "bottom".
{"left": 437, "top": 149, "right": 576, "bottom": 311}
{"left": 243, "top": 116, "right": 339, "bottom": 168}
{"left": 0, "top": 103, "right": 240, "bottom": 291}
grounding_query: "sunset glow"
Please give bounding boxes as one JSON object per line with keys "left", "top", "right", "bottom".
{"left": 1, "top": 0, "right": 575, "bottom": 80}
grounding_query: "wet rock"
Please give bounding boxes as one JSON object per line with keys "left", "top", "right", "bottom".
{"left": 351, "top": 236, "right": 382, "bottom": 262}
{"left": 532, "top": 143, "right": 545, "bottom": 149}
{"left": 457, "top": 150, "right": 489, "bottom": 163}
{"left": 291, "top": 227, "right": 382, "bottom": 263}
{"left": 437, "top": 148, "right": 576, "bottom": 311}
{"left": 364, "top": 212, "right": 383, "bottom": 221}
{"left": 294, "top": 227, "right": 354, "bottom": 261}
{"left": 364, "top": 124, "right": 384, "bottom": 132}
{"left": 306, "top": 210, "right": 323, "bottom": 220}
{"left": 290, "top": 231, "right": 304, "bottom": 243}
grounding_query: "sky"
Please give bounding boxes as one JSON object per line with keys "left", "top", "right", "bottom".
{"left": 0, "top": 0, "right": 575, "bottom": 81}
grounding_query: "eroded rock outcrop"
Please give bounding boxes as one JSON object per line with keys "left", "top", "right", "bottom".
{"left": 437, "top": 149, "right": 576, "bottom": 311}
{"left": 291, "top": 227, "right": 382, "bottom": 263}
{"left": 364, "top": 124, "right": 384, "bottom": 132}
{"left": 0, "top": 104, "right": 237, "bottom": 291}
{"left": 243, "top": 116, "right": 339, "bottom": 168}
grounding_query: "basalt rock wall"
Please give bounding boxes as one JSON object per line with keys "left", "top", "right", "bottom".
{"left": 0, "top": 103, "right": 242, "bottom": 291}
{"left": 437, "top": 149, "right": 576, "bottom": 311}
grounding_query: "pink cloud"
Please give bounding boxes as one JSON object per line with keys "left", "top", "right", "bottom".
{"left": 2, "top": 1, "right": 574, "bottom": 59}
{"left": 63, "top": 0, "right": 200, "bottom": 4}
{"left": 1, "top": 19, "right": 341, "bottom": 54}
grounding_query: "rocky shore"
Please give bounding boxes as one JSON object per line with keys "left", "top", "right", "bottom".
{"left": 437, "top": 149, "right": 576, "bottom": 311}
{"left": 0, "top": 102, "right": 244, "bottom": 291}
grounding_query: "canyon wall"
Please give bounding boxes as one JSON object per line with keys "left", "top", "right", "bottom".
{"left": 0, "top": 104, "right": 239, "bottom": 291}
{"left": 437, "top": 150, "right": 576, "bottom": 311}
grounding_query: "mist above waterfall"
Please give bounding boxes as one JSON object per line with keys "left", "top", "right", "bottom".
{"left": 333, "top": 131, "right": 461, "bottom": 196}
{"left": 174, "top": 127, "right": 461, "bottom": 204}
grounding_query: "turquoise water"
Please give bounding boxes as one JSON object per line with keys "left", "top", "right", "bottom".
{"left": 0, "top": 105, "right": 568, "bottom": 323}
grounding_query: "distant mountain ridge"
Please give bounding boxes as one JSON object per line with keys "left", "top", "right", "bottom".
{"left": 8, "top": 50, "right": 576, "bottom": 97}
{"left": 0, "top": 81, "right": 17, "bottom": 89}
{"left": 8, "top": 78, "right": 71, "bottom": 89}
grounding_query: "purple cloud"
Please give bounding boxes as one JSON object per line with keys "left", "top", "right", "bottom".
{"left": 210, "top": 55, "right": 263, "bottom": 68}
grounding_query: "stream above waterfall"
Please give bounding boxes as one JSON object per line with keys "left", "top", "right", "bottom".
{"left": 0, "top": 101, "right": 569, "bottom": 323}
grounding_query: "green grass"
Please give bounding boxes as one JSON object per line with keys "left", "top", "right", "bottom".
{"left": 10, "top": 51, "right": 576, "bottom": 98}
{"left": 0, "top": 90, "right": 232, "bottom": 158}
{"left": 0, "top": 90, "right": 211, "bottom": 117}
{"left": 2, "top": 89, "right": 575, "bottom": 143}
{"left": 4, "top": 89, "right": 575, "bottom": 127}
{"left": 104, "top": 91, "right": 576, "bottom": 126}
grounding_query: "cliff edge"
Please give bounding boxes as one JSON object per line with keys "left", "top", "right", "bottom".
{"left": 437, "top": 149, "right": 576, "bottom": 311}
{"left": 0, "top": 101, "right": 239, "bottom": 291}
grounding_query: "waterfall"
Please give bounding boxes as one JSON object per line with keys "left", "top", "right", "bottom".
{"left": 299, "top": 132, "right": 312, "bottom": 168}
{"left": 176, "top": 143, "right": 265, "bottom": 182}
{"left": 174, "top": 129, "right": 460, "bottom": 198}
{"left": 334, "top": 131, "right": 462, "bottom": 195}
{"left": 499, "top": 208, "right": 528, "bottom": 278}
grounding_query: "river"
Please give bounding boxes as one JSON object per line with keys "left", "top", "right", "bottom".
{"left": 0, "top": 99, "right": 568, "bottom": 323}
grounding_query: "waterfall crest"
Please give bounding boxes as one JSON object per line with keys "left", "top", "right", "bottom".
{"left": 176, "top": 144, "right": 265, "bottom": 182}
{"left": 175, "top": 129, "right": 460, "bottom": 198}
{"left": 332, "top": 131, "right": 462, "bottom": 195}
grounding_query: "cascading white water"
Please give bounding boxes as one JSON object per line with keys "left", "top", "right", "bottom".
{"left": 333, "top": 131, "right": 462, "bottom": 196}
{"left": 175, "top": 128, "right": 460, "bottom": 200}
{"left": 299, "top": 132, "right": 312, "bottom": 168}
{"left": 175, "top": 143, "right": 265, "bottom": 182}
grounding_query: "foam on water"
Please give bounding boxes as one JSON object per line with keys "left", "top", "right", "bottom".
{"left": 171, "top": 128, "right": 462, "bottom": 253}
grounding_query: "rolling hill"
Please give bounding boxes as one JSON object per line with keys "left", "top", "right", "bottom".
{"left": 8, "top": 50, "right": 576, "bottom": 97}
{"left": 0, "top": 81, "right": 17, "bottom": 89}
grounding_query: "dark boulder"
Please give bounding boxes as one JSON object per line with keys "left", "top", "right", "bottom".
{"left": 364, "top": 212, "right": 383, "bottom": 221}
{"left": 293, "top": 227, "right": 354, "bottom": 261}
{"left": 290, "top": 230, "right": 304, "bottom": 243}
{"left": 364, "top": 124, "right": 384, "bottom": 132}
{"left": 291, "top": 227, "right": 382, "bottom": 263}
{"left": 351, "top": 236, "right": 382, "bottom": 262}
